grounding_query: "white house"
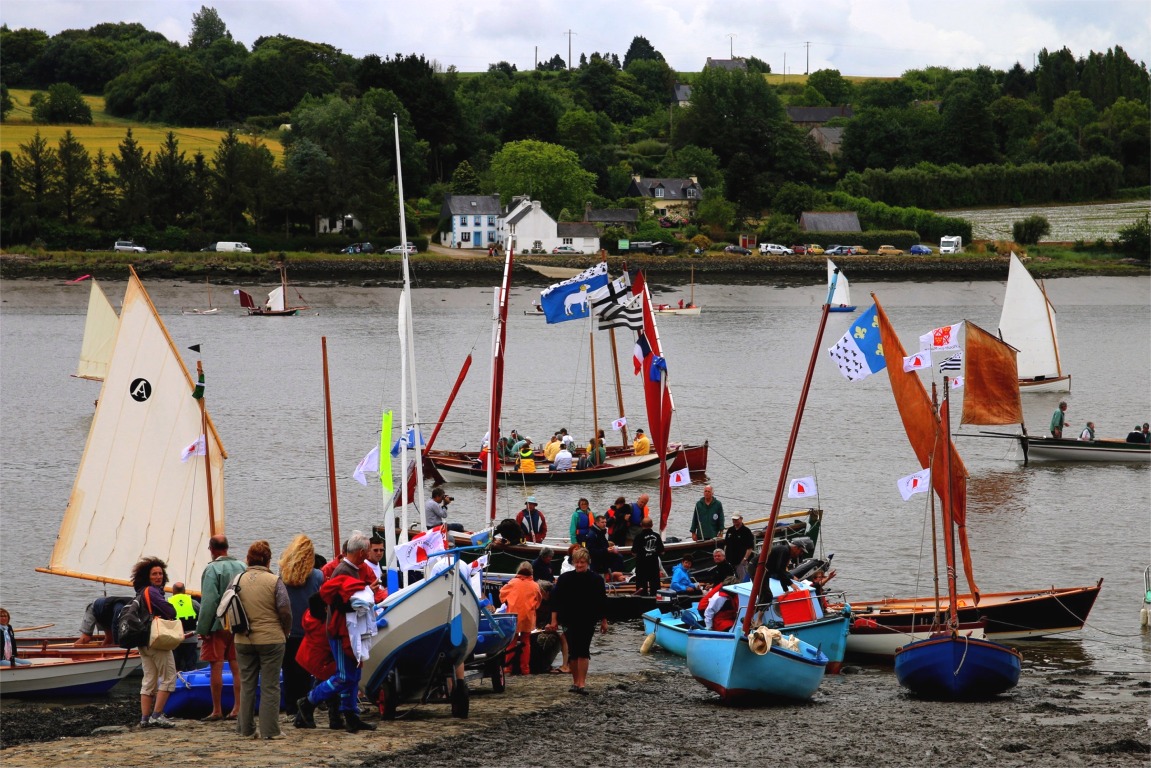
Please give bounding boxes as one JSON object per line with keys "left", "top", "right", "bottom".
{"left": 439, "top": 194, "right": 502, "bottom": 249}
{"left": 316, "top": 213, "right": 364, "bottom": 235}
{"left": 500, "top": 197, "right": 600, "bottom": 255}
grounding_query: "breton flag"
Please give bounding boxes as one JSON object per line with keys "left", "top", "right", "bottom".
{"left": 588, "top": 271, "right": 632, "bottom": 315}
{"left": 897, "top": 468, "right": 932, "bottom": 501}
{"left": 950, "top": 376, "right": 965, "bottom": 389}
{"left": 597, "top": 293, "right": 643, "bottom": 331}
{"left": 539, "top": 262, "right": 609, "bottom": 323}
{"left": 939, "top": 352, "right": 963, "bottom": 372}
{"left": 669, "top": 467, "right": 692, "bottom": 487}
{"left": 787, "top": 476, "right": 818, "bottom": 498}
{"left": 902, "top": 352, "right": 931, "bottom": 372}
{"left": 353, "top": 445, "right": 380, "bottom": 486}
{"left": 828, "top": 304, "right": 886, "bottom": 381}
{"left": 919, "top": 321, "right": 964, "bottom": 352}
{"left": 180, "top": 434, "right": 206, "bottom": 462}
{"left": 611, "top": 416, "right": 627, "bottom": 431}
{"left": 633, "top": 332, "right": 652, "bottom": 375}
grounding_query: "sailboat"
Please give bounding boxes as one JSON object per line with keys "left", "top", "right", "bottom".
{"left": 356, "top": 117, "right": 479, "bottom": 719}
{"left": 997, "top": 252, "right": 1070, "bottom": 392}
{"left": 72, "top": 277, "right": 119, "bottom": 382}
{"left": 873, "top": 298, "right": 1022, "bottom": 698}
{"left": 682, "top": 268, "right": 843, "bottom": 704}
{"left": 183, "top": 277, "right": 221, "bottom": 315}
{"left": 654, "top": 265, "right": 702, "bottom": 315}
{"left": 845, "top": 316, "right": 1100, "bottom": 658}
{"left": 827, "top": 259, "right": 856, "bottom": 313}
{"left": 234, "top": 264, "right": 310, "bottom": 316}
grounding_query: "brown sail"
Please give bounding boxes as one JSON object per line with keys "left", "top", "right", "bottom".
{"left": 961, "top": 321, "right": 1024, "bottom": 426}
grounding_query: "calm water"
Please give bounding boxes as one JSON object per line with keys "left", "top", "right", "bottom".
{"left": 1, "top": 274, "right": 1148, "bottom": 675}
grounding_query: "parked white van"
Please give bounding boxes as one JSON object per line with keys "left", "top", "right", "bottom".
{"left": 203, "top": 241, "right": 253, "bottom": 252}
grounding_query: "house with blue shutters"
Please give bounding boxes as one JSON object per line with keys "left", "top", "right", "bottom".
{"left": 439, "top": 194, "right": 502, "bottom": 250}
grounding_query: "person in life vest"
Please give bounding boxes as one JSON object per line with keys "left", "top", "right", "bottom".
{"left": 700, "top": 576, "right": 740, "bottom": 631}
{"left": 517, "top": 497, "right": 548, "bottom": 543}
{"left": 569, "top": 498, "right": 594, "bottom": 544}
{"left": 167, "top": 583, "right": 200, "bottom": 672}
{"left": 516, "top": 441, "right": 536, "bottom": 473}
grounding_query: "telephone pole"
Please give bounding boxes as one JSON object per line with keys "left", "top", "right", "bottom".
{"left": 805, "top": 41, "right": 811, "bottom": 74}
{"left": 564, "top": 29, "right": 577, "bottom": 70}
{"left": 726, "top": 33, "right": 736, "bottom": 59}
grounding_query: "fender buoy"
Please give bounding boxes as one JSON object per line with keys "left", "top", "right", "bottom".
{"left": 640, "top": 633, "right": 656, "bottom": 654}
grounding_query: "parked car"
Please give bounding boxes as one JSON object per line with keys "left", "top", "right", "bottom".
{"left": 113, "top": 240, "right": 146, "bottom": 253}
{"left": 790, "top": 245, "right": 808, "bottom": 254}
{"left": 850, "top": 245, "right": 870, "bottom": 255}
{"left": 825, "top": 245, "right": 854, "bottom": 256}
{"left": 805, "top": 244, "right": 825, "bottom": 255}
{"left": 724, "top": 245, "right": 753, "bottom": 256}
{"left": 552, "top": 245, "right": 583, "bottom": 255}
{"left": 877, "top": 245, "right": 904, "bottom": 255}
{"left": 384, "top": 242, "right": 417, "bottom": 254}
{"left": 758, "top": 243, "right": 793, "bottom": 256}
{"left": 340, "top": 242, "right": 374, "bottom": 254}
{"left": 909, "top": 244, "right": 933, "bottom": 255}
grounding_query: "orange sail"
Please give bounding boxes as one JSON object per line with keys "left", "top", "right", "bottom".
{"left": 961, "top": 322, "right": 1024, "bottom": 427}
{"left": 874, "top": 298, "right": 979, "bottom": 603}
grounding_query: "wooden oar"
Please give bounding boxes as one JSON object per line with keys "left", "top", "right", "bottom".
{"left": 12, "top": 623, "right": 55, "bottom": 633}
{"left": 741, "top": 508, "right": 817, "bottom": 527}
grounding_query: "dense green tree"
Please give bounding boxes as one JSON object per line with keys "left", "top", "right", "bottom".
{"left": 744, "top": 56, "right": 771, "bottom": 75}
{"left": 31, "top": 82, "right": 92, "bottom": 123}
{"left": 854, "top": 78, "right": 916, "bottom": 109}
{"left": 0, "top": 84, "right": 12, "bottom": 121}
{"left": 771, "top": 182, "right": 821, "bottom": 219}
{"left": 1051, "top": 91, "right": 1098, "bottom": 147}
{"left": 503, "top": 82, "right": 563, "bottom": 143}
{"left": 209, "top": 128, "right": 247, "bottom": 232}
{"left": 624, "top": 58, "right": 676, "bottom": 108}
{"left": 807, "top": 69, "right": 851, "bottom": 104}
{"left": 1100, "top": 97, "right": 1151, "bottom": 186}
{"left": 695, "top": 189, "right": 736, "bottom": 232}
{"left": 13, "top": 131, "right": 58, "bottom": 224}
{"left": 1032, "top": 122, "right": 1082, "bottom": 163}
{"left": 1, "top": 26, "right": 50, "bottom": 85}
{"left": 489, "top": 140, "right": 595, "bottom": 216}
{"left": 234, "top": 36, "right": 350, "bottom": 118}
{"left": 1035, "top": 47, "right": 1078, "bottom": 111}
{"left": 658, "top": 145, "right": 722, "bottom": 189}
{"left": 450, "top": 160, "right": 481, "bottom": 194}
{"left": 537, "top": 54, "right": 566, "bottom": 72}
{"left": 488, "top": 61, "right": 517, "bottom": 77}
{"left": 188, "top": 6, "right": 231, "bottom": 50}
{"left": 88, "top": 149, "right": 116, "bottom": 230}
{"left": 149, "top": 132, "right": 192, "bottom": 228}
{"left": 792, "top": 85, "right": 830, "bottom": 107}
{"left": 937, "top": 77, "right": 998, "bottom": 165}
{"left": 989, "top": 96, "right": 1044, "bottom": 161}
{"left": 53, "top": 129, "right": 91, "bottom": 224}
{"left": 105, "top": 51, "right": 227, "bottom": 125}
{"left": 1002, "top": 62, "right": 1033, "bottom": 99}
{"left": 622, "top": 36, "right": 664, "bottom": 69}
{"left": 111, "top": 128, "right": 151, "bottom": 228}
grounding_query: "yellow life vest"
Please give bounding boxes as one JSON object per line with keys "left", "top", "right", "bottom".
{"left": 518, "top": 451, "right": 537, "bottom": 473}
{"left": 168, "top": 592, "right": 197, "bottom": 620}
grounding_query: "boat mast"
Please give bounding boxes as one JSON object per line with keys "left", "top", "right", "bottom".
{"left": 280, "top": 263, "right": 289, "bottom": 311}
{"left": 195, "top": 359, "right": 218, "bottom": 537}
{"left": 607, "top": 328, "right": 628, "bottom": 447}
{"left": 1038, "top": 280, "right": 1063, "bottom": 378}
{"left": 588, "top": 311, "right": 601, "bottom": 460}
{"left": 940, "top": 378, "right": 960, "bottom": 631}
{"left": 742, "top": 274, "right": 835, "bottom": 635}
{"left": 321, "top": 336, "right": 341, "bottom": 556}
{"left": 689, "top": 265, "right": 695, "bottom": 307}
{"left": 487, "top": 238, "right": 514, "bottom": 524}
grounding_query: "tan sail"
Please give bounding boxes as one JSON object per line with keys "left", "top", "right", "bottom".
{"left": 73, "top": 280, "right": 119, "bottom": 381}
{"left": 960, "top": 321, "right": 1024, "bottom": 426}
{"left": 40, "top": 268, "right": 226, "bottom": 588}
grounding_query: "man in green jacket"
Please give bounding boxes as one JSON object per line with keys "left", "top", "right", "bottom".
{"left": 196, "top": 534, "right": 246, "bottom": 721}
{"left": 690, "top": 485, "right": 724, "bottom": 541}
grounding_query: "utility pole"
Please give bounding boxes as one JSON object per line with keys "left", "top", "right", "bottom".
{"left": 805, "top": 41, "right": 810, "bottom": 75}
{"left": 564, "top": 29, "right": 576, "bottom": 70}
{"left": 726, "top": 33, "right": 736, "bottom": 59}
{"left": 535, "top": 45, "right": 538, "bottom": 70}
{"left": 784, "top": 52, "right": 786, "bottom": 79}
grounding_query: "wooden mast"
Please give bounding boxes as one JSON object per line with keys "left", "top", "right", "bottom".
{"left": 608, "top": 328, "right": 629, "bottom": 447}
{"left": 195, "top": 360, "right": 218, "bottom": 537}
{"left": 321, "top": 336, "right": 341, "bottom": 556}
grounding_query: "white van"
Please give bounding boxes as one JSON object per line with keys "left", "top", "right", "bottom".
{"left": 939, "top": 236, "right": 963, "bottom": 254}
{"left": 205, "top": 241, "right": 253, "bottom": 253}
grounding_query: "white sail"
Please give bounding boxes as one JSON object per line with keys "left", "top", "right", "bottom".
{"left": 266, "top": 286, "right": 286, "bottom": 312}
{"left": 827, "top": 259, "right": 852, "bottom": 307}
{"left": 44, "top": 270, "right": 226, "bottom": 588}
{"left": 998, "top": 252, "right": 1062, "bottom": 381}
{"left": 74, "top": 280, "right": 119, "bottom": 381}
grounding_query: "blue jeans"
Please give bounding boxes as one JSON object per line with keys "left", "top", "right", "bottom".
{"left": 308, "top": 638, "right": 361, "bottom": 713}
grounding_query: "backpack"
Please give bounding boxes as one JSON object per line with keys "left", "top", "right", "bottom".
{"left": 116, "top": 591, "right": 153, "bottom": 650}
{"left": 215, "top": 572, "right": 250, "bottom": 635}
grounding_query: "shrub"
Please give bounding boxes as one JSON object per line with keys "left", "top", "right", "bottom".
{"left": 1012, "top": 215, "right": 1051, "bottom": 245}
{"left": 1117, "top": 214, "right": 1150, "bottom": 261}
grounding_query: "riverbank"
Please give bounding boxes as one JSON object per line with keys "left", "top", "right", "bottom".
{"left": 1, "top": 249, "right": 1146, "bottom": 285}
{"left": 2, "top": 664, "right": 1147, "bottom": 767}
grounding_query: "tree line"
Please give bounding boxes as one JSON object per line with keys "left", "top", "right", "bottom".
{"left": 1, "top": 7, "right": 1148, "bottom": 250}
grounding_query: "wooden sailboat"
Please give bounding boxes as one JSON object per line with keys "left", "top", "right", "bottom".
{"left": 72, "top": 278, "right": 119, "bottom": 382}
{"left": 682, "top": 269, "right": 842, "bottom": 703}
{"left": 997, "top": 252, "right": 1070, "bottom": 392}
{"left": 827, "top": 259, "right": 856, "bottom": 313}
{"left": 183, "top": 277, "right": 221, "bottom": 315}
{"left": 654, "top": 265, "right": 702, "bottom": 315}
{"left": 234, "top": 264, "right": 310, "bottom": 316}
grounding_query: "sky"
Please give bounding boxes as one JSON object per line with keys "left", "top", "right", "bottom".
{"left": 2, "top": 0, "right": 1149, "bottom": 78}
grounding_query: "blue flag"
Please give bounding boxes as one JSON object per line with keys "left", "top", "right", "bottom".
{"left": 649, "top": 355, "right": 667, "bottom": 382}
{"left": 827, "top": 304, "right": 887, "bottom": 381}
{"left": 390, "top": 426, "right": 425, "bottom": 457}
{"left": 539, "top": 263, "right": 609, "bottom": 323}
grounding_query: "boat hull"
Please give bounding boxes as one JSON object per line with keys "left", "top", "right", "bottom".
{"left": 1023, "top": 437, "right": 1149, "bottom": 462}
{"left": 654, "top": 306, "right": 702, "bottom": 316}
{"left": 165, "top": 666, "right": 284, "bottom": 716}
{"left": 828, "top": 306, "right": 856, "bottom": 313}
{"left": 685, "top": 630, "right": 828, "bottom": 704}
{"left": 0, "top": 652, "right": 141, "bottom": 697}
{"left": 1018, "top": 375, "right": 1071, "bottom": 393}
{"left": 894, "top": 634, "right": 1021, "bottom": 699}
{"left": 845, "top": 582, "right": 1102, "bottom": 659}
{"left": 424, "top": 441, "right": 708, "bottom": 477}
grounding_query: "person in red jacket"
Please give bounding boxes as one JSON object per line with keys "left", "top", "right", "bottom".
{"left": 296, "top": 594, "right": 342, "bottom": 729}
{"left": 516, "top": 497, "right": 548, "bottom": 543}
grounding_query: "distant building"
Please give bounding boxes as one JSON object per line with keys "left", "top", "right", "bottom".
{"left": 808, "top": 126, "right": 845, "bottom": 156}
{"left": 625, "top": 175, "right": 703, "bottom": 219}
{"left": 786, "top": 106, "right": 854, "bottom": 130}
{"left": 705, "top": 58, "right": 747, "bottom": 72}
{"left": 584, "top": 204, "right": 639, "bottom": 232}
{"left": 440, "top": 194, "right": 502, "bottom": 249}
{"left": 799, "top": 211, "right": 862, "bottom": 233}
{"left": 317, "top": 213, "right": 363, "bottom": 235}
{"left": 673, "top": 83, "right": 693, "bottom": 107}
{"left": 501, "top": 197, "right": 600, "bottom": 255}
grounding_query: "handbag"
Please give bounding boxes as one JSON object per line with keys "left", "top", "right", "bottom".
{"left": 143, "top": 588, "right": 185, "bottom": 651}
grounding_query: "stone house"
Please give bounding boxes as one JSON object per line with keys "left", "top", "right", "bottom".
{"left": 808, "top": 126, "right": 845, "bottom": 156}
{"left": 625, "top": 175, "right": 703, "bottom": 220}
{"left": 439, "top": 194, "right": 502, "bottom": 249}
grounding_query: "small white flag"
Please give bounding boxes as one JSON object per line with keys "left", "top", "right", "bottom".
{"left": 950, "top": 376, "right": 965, "bottom": 390}
{"left": 902, "top": 353, "right": 930, "bottom": 372}
{"left": 611, "top": 416, "right": 627, "bottom": 431}
{"left": 470, "top": 554, "right": 489, "bottom": 572}
{"left": 353, "top": 446, "right": 380, "bottom": 486}
{"left": 787, "top": 476, "right": 817, "bottom": 498}
{"left": 897, "top": 468, "right": 932, "bottom": 501}
{"left": 180, "top": 434, "right": 206, "bottom": 462}
{"left": 669, "top": 467, "right": 691, "bottom": 486}
{"left": 919, "top": 321, "right": 964, "bottom": 352}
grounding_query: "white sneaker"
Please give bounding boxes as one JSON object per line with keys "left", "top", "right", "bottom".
{"left": 148, "top": 714, "right": 177, "bottom": 728}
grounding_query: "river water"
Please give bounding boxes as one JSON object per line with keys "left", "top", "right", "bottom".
{"left": 1, "top": 273, "right": 1148, "bottom": 676}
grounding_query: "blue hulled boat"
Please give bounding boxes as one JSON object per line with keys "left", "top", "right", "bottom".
{"left": 685, "top": 629, "right": 828, "bottom": 704}
{"left": 894, "top": 632, "right": 1021, "bottom": 699}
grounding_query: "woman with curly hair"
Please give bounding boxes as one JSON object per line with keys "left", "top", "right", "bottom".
{"left": 278, "top": 535, "right": 325, "bottom": 718}
{"left": 130, "top": 556, "right": 178, "bottom": 728}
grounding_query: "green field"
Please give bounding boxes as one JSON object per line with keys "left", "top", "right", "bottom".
{"left": 2, "top": 89, "right": 284, "bottom": 160}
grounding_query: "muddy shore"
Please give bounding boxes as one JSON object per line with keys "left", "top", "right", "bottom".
{"left": 3, "top": 661, "right": 1147, "bottom": 768}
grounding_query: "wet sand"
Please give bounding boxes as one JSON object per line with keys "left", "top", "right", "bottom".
{"left": 2, "top": 664, "right": 1147, "bottom": 767}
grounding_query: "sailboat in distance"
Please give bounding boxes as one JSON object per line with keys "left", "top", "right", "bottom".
{"left": 183, "top": 277, "right": 221, "bottom": 315}
{"left": 827, "top": 259, "right": 856, "bottom": 313}
{"left": 998, "top": 252, "right": 1070, "bottom": 392}
{"left": 234, "top": 263, "right": 310, "bottom": 316}
{"left": 73, "top": 278, "right": 119, "bottom": 382}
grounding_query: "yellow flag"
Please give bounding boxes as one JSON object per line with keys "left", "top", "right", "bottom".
{"left": 378, "top": 410, "right": 393, "bottom": 492}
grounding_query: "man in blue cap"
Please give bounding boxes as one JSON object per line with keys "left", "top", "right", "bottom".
{"left": 517, "top": 497, "right": 548, "bottom": 543}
